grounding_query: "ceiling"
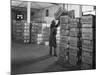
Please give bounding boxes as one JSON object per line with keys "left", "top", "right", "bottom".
{"left": 11, "top": 0, "right": 57, "bottom": 9}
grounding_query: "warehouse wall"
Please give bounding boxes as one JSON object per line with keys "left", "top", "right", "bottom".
{"left": 42, "top": 5, "right": 60, "bottom": 17}
{"left": 42, "top": 5, "right": 61, "bottom": 24}
{"left": 32, "top": 5, "right": 61, "bottom": 24}
{"left": 11, "top": 7, "right": 40, "bottom": 22}
{"left": 11, "top": 5, "right": 61, "bottom": 23}
{"left": 11, "top": 8, "right": 27, "bottom": 21}
{"left": 31, "top": 9, "right": 44, "bottom": 21}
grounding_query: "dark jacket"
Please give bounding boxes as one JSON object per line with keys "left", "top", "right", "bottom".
{"left": 49, "top": 20, "right": 60, "bottom": 47}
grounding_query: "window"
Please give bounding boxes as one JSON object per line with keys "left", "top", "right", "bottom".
{"left": 46, "top": 9, "right": 49, "bottom": 17}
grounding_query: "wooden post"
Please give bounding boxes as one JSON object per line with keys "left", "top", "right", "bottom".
{"left": 79, "top": 5, "right": 82, "bottom": 18}
{"left": 27, "top": 1, "right": 31, "bottom": 43}
{"left": 27, "top": 1, "right": 31, "bottom": 24}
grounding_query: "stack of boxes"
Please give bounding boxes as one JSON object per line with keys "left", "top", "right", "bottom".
{"left": 31, "top": 22, "right": 42, "bottom": 44}
{"left": 36, "top": 23, "right": 43, "bottom": 44}
{"left": 12, "top": 20, "right": 17, "bottom": 40}
{"left": 13, "top": 20, "right": 25, "bottom": 43}
{"left": 42, "top": 27, "right": 50, "bottom": 45}
{"left": 58, "top": 16, "right": 70, "bottom": 64}
{"left": 81, "top": 15, "right": 95, "bottom": 69}
{"left": 68, "top": 19, "right": 79, "bottom": 66}
{"left": 23, "top": 21, "right": 30, "bottom": 43}
{"left": 58, "top": 16, "right": 81, "bottom": 66}
{"left": 58, "top": 15, "right": 95, "bottom": 68}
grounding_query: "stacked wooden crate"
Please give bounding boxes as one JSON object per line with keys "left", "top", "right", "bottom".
{"left": 68, "top": 19, "right": 79, "bottom": 66}
{"left": 36, "top": 23, "right": 43, "bottom": 45}
{"left": 31, "top": 22, "right": 42, "bottom": 44}
{"left": 23, "top": 21, "right": 30, "bottom": 43}
{"left": 42, "top": 27, "right": 50, "bottom": 44}
{"left": 12, "top": 20, "right": 17, "bottom": 40}
{"left": 58, "top": 16, "right": 70, "bottom": 64}
{"left": 13, "top": 20, "right": 25, "bottom": 43}
{"left": 81, "top": 15, "right": 96, "bottom": 69}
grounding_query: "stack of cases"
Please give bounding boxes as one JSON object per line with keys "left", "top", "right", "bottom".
{"left": 58, "top": 16, "right": 70, "bottom": 64}
{"left": 37, "top": 23, "right": 42, "bottom": 44}
{"left": 81, "top": 15, "right": 96, "bottom": 69}
{"left": 42, "top": 27, "right": 50, "bottom": 43}
{"left": 68, "top": 19, "right": 79, "bottom": 66}
{"left": 31, "top": 22, "right": 42, "bottom": 44}
{"left": 23, "top": 21, "right": 30, "bottom": 43}
{"left": 14, "top": 21, "right": 24, "bottom": 43}
{"left": 12, "top": 20, "right": 17, "bottom": 40}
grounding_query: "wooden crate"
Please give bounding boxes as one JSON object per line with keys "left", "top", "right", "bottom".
{"left": 60, "top": 36, "right": 70, "bottom": 42}
{"left": 82, "top": 28, "right": 93, "bottom": 40}
{"left": 70, "top": 28, "right": 79, "bottom": 37}
{"left": 82, "top": 50, "right": 93, "bottom": 57}
{"left": 69, "top": 54, "right": 78, "bottom": 65}
{"left": 60, "top": 29, "right": 69, "bottom": 36}
{"left": 59, "top": 46, "right": 66, "bottom": 57}
{"left": 69, "top": 23, "right": 78, "bottom": 28}
{"left": 82, "top": 40, "right": 93, "bottom": 49}
{"left": 69, "top": 19, "right": 78, "bottom": 24}
{"left": 82, "top": 47, "right": 93, "bottom": 52}
{"left": 55, "top": 7, "right": 63, "bottom": 20}
{"left": 82, "top": 23, "right": 93, "bottom": 28}
{"left": 69, "top": 37, "right": 78, "bottom": 46}
{"left": 70, "top": 31, "right": 78, "bottom": 37}
{"left": 60, "top": 24, "right": 70, "bottom": 30}
{"left": 81, "top": 63, "right": 92, "bottom": 69}
{"left": 69, "top": 49, "right": 78, "bottom": 56}
{"left": 69, "top": 45, "right": 79, "bottom": 50}
{"left": 82, "top": 55, "right": 93, "bottom": 64}
{"left": 60, "top": 16, "right": 70, "bottom": 24}
{"left": 81, "top": 16, "right": 93, "bottom": 24}
{"left": 70, "top": 28, "right": 79, "bottom": 32}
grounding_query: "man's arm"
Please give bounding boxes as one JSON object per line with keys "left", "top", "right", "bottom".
{"left": 55, "top": 20, "right": 60, "bottom": 28}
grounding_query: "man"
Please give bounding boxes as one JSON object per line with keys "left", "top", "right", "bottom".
{"left": 49, "top": 20, "right": 60, "bottom": 56}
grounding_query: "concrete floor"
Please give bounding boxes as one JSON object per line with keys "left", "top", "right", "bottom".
{"left": 11, "top": 42, "right": 81, "bottom": 75}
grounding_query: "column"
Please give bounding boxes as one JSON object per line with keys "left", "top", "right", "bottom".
{"left": 79, "top": 5, "right": 82, "bottom": 17}
{"left": 24, "top": 1, "right": 31, "bottom": 43}
{"left": 27, "top": 1, "right": 31, "bottom": 24}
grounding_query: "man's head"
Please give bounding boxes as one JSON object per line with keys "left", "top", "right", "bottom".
{"left": 51, "top": 20, "right": 55, "bottom": 25}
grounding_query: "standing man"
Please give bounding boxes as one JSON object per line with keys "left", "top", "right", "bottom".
{"left": 49, "top": 20, "right": 60, "bottom": 56}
